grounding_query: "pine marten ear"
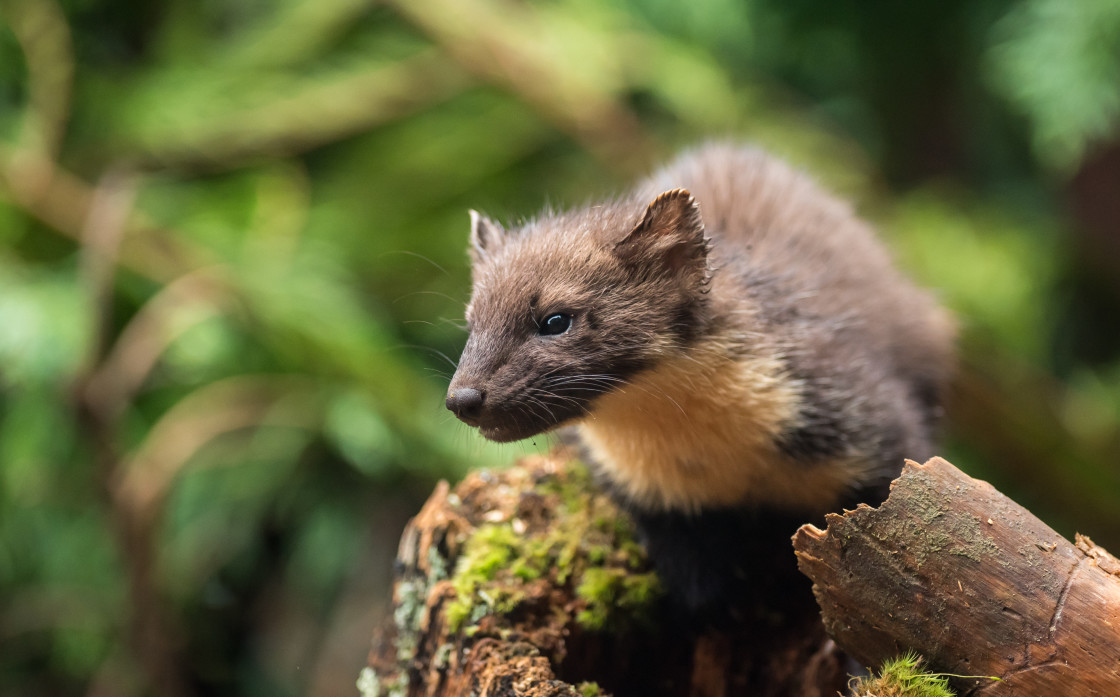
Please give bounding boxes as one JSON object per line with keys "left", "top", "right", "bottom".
{"left": 469, "top": 209, "right": 506, "bottom": 262}
{"left": 614, "top": 189, "right": 711, "bottom": 288}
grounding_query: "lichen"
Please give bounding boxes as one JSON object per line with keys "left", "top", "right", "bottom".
{"left": 428, "top": 543, "right": 450, "bottom": 582}
{"left": 394, "top": 577, "right": 426, "bottom": 662}
{"left": 356, "top": 667, "right": 379, "bottom": 697}
{"left": 356, "top": 667, "right": 409, "bottom": 697}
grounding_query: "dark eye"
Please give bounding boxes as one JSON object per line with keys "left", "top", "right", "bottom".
{"left": 539, "top": 313, "right": 572, "bottom": 336}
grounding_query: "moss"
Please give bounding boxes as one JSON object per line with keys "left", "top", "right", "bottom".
{"left": 539, "top": 461, "right": 594, "bottom": 510}
{"left": 446, "top": 524, "right": 523, "bottom": 631}
{"left": 444, "top": 596, "right": 471, "bottom": 632}
{"left": 553, "top": 521, "right": 587, "bottom": 585}
{"left": 575, "top": 566, "right": 662, "bottom": 631}
{"left": 850, "top": 653, "right": 955, "bottom": 697}
{"left": 577, "top": 681, "right": 602, "bottom": 697}
{"left": 461, "top": 525, "right": 521, "bottom": 580}
{"left": 586, "top": 545, "right": 607, "bottom": 565}
{"left": 509, "top": 527, "right": 565, "bottom": 582}
{"left": 444, "top": 460, "right": 662, "bottom": 635}
{"left": 619, "top": 538, "right": 646, "bottom": 570}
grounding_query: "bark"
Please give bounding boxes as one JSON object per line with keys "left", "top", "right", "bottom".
{"left": 793, "top": 456, "right": 1120, "bottom": 696}
{"left": 364, "top": 451, "right": 847, "bottom": 697}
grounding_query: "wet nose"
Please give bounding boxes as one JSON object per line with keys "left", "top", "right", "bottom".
{"left": 446, "top": 387, "right": 485, "bottom": 421}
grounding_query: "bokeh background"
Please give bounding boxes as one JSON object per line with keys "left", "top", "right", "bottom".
{"left": 2, "top": 0, "right": 1119, "bottom": 695}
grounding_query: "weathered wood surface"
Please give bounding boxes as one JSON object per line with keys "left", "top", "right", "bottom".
{"left": 793, "top": 456, "right": 1120, "bottom": 696}
{"left": 364, "top": 452, "right": 847, "bottom": 697}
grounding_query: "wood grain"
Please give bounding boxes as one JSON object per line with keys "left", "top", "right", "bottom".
{"left": 793, "top": 456, "right": 1120, "bottom": 696}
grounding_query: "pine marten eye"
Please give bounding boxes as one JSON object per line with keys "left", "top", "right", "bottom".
{"left": 539, "top": 313, "right": 572, "bottom": 336}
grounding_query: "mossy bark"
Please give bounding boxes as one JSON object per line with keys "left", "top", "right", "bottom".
{"left": 794, "top": 456, "right": 1120, "bottom": 696}
{"left": 364, "top": 451, "right": 847, "bottom": 697}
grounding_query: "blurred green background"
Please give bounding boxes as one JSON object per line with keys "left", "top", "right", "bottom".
{"left": 2, "top": 0, "right": 1119, "bottom": 695}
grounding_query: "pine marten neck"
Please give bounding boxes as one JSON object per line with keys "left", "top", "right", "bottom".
{"left": 447, "top": 143, "right": 954, "bottom": 521}
{"left": 578, "top": 347, "right": 864, "bottom": 514}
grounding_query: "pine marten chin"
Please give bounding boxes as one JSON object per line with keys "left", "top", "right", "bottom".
{"left": 446, "top": 144, "right": 954, "bottom": 617}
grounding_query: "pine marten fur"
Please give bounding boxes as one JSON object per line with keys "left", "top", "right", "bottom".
{"left": 446, "top": 144, "right": 954, "bottom": 619}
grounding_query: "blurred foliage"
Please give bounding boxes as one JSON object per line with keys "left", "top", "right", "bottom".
{"left": 1, "top": 1, "right": 1119, "bottom": 696}
{"left": 987, "top": 0, "right": 1120, "bottom": 171}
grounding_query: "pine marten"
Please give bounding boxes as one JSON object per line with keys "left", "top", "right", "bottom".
{"left": 445, "top": 144, "right": 954, "bottom": 619}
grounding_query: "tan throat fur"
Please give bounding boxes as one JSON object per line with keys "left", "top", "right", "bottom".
{"left": 577, "top": 341, "right": 865, "bottom": 514}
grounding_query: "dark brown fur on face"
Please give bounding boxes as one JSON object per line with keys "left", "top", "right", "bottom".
{"left": 448, "top": 188, "right": 716, "bottom": 443}
{"left": 447, "top": 144, "right": 955, "bottom": 615}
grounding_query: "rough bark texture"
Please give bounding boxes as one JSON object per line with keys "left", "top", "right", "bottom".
{"left": 794, "top": 456, "right": 1120, "bottom": 696}
{"left": 363, "top": 451, "right": 847, "bottom": 697}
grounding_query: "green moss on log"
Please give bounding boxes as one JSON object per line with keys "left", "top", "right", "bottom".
{"left": 575, "top": 566, "right": 661, "bottom": 630}
{"left": 850, "top": 653, "right": 955, "bottom": 697}
{"left": 444, "top": 460, "right": 662, "bottom": 634}
{"left": 577, "top": 681, "right": 602, "bottom": 697}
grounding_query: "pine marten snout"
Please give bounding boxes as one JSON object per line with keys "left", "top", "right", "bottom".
{"left": 447, "top": 144, "right": 954, "bottom": 615}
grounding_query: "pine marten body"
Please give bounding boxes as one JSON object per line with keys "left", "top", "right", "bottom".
{"left": 447, "top": 144, "right": 954, "bottom": 616}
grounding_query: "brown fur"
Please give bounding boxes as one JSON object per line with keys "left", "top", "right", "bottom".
{"left": 448, "top": 143, "right": 954, "bottom": 516}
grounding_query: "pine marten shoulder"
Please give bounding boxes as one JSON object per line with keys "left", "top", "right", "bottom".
{"left": 446, "top": 144, "right": 954, "bottom": 617}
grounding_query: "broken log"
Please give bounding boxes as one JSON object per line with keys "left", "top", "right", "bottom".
{"left": 363, "top": 451, "right": 848, "bottom": 697}
{"left": 793, "top": 456, "right": 1120, "bottom": 695}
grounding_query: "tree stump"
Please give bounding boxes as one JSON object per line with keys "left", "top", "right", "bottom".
{"left": 794, "top": 456, "right": 1120, "bottom": 695}
{"left": 363, "top": 451, "right": 847, "bottom": 697}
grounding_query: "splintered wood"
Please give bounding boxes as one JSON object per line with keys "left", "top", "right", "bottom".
{"left": 793, "top": 456, "right": 1120, "bottom": 696}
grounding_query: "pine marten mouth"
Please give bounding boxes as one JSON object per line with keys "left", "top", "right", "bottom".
{"left": 450, "top": 394, "right": 582, "bottom": 441}
{"left": 474, "top": 401, "right": 586, "bottom": 442}
{"left": 478, "top": 419, "right": 549, "bottom": 443}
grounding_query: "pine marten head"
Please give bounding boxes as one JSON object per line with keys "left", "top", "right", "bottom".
{"left": 447, "top": 189, "right": 713, "bottom": 442}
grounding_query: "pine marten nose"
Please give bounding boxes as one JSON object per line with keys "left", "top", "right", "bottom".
{"left": 446, "top": 387, "right": 485, "bottom": 421}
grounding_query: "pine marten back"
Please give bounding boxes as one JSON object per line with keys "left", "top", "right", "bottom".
{"left": 446, "top": 144, "right": 954, "bottom": 618}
